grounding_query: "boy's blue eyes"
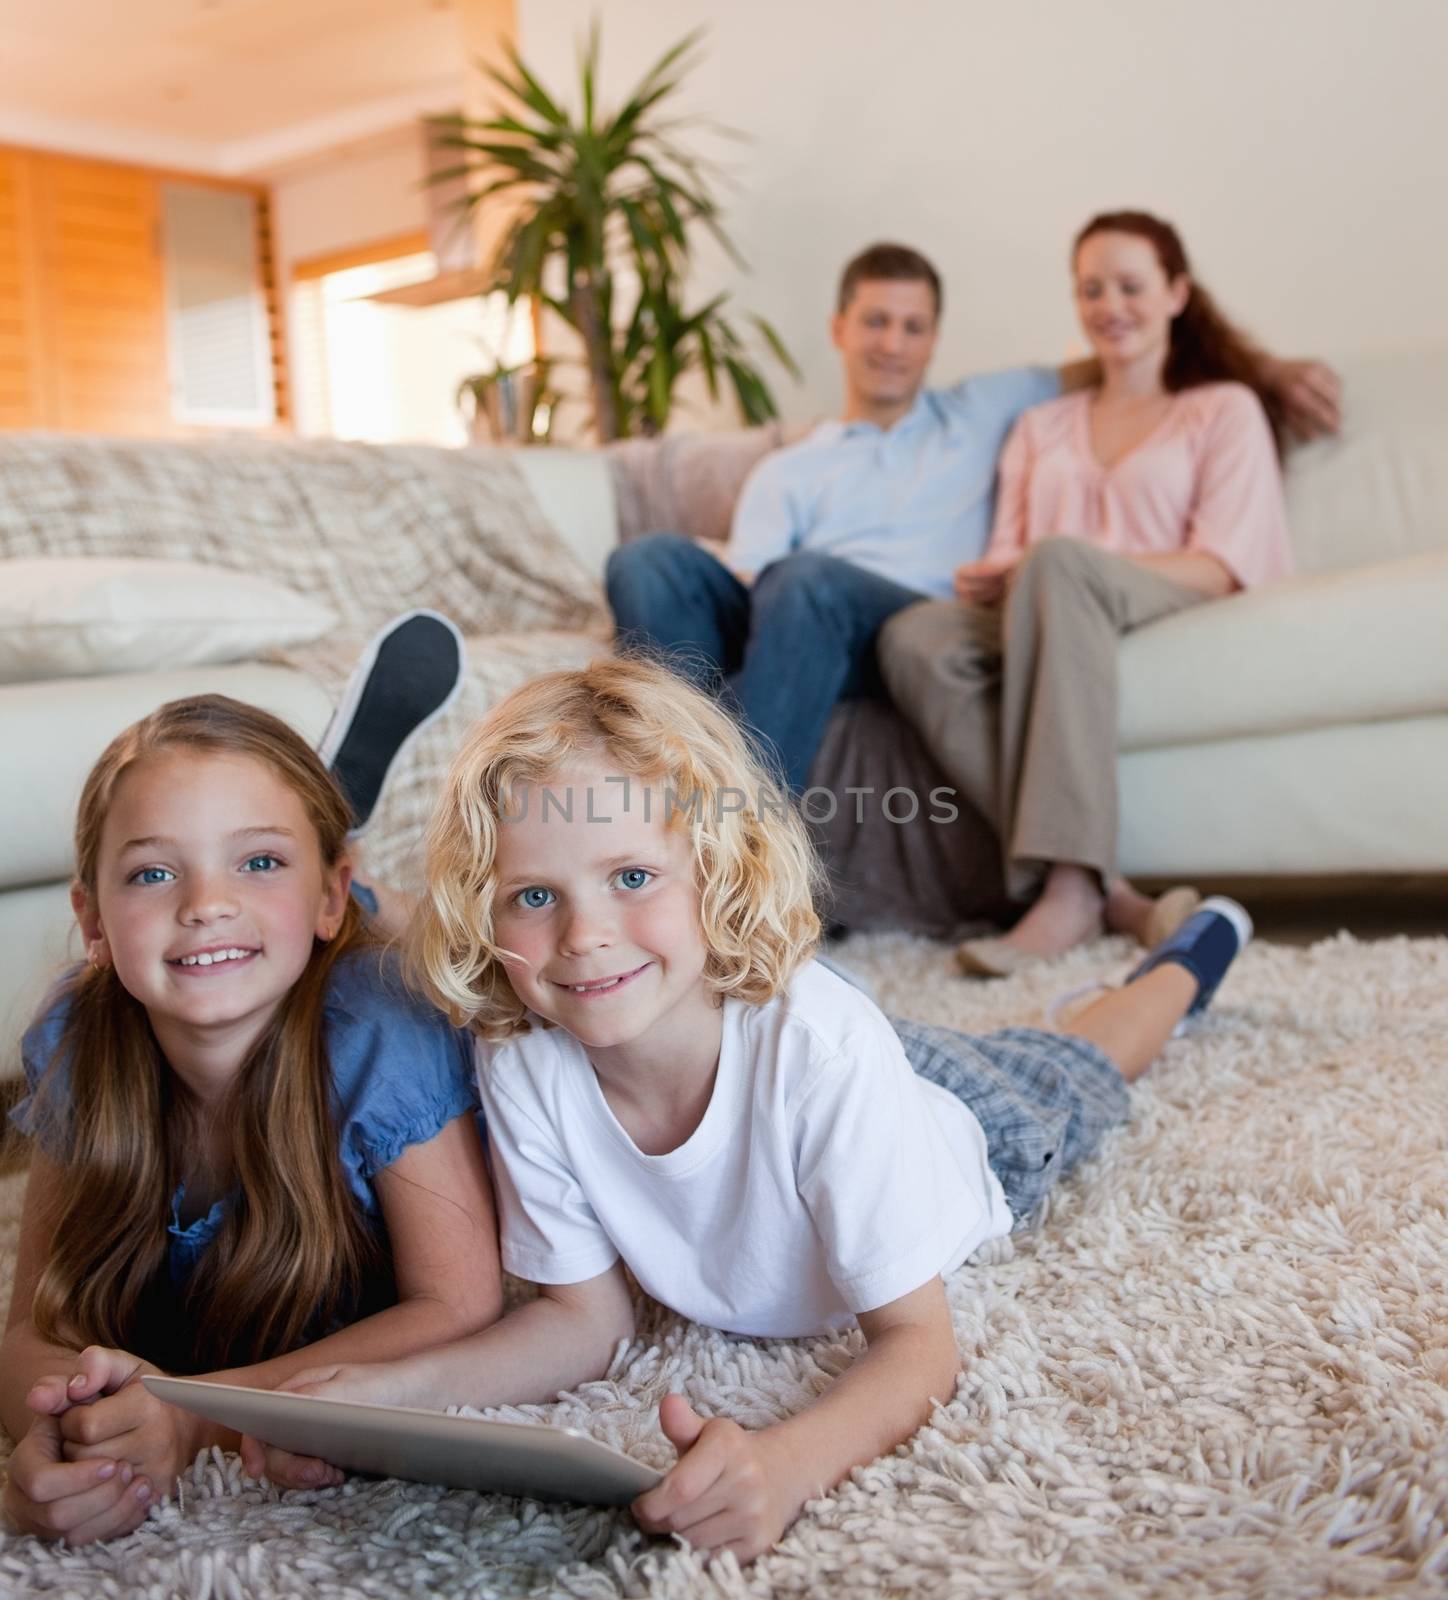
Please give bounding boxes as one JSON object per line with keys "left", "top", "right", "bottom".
{"left": 133, "top": 866, "right": 175, "bottom": 886}
{"left": 513, "top": 869, "right": 653, "bottom": 909}
{"left": 241, "top": 854, "right": 283, "bottom": 873}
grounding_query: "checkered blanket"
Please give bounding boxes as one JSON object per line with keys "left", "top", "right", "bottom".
{"left": 0, "top": 432, "right": 612, "bottom": 887}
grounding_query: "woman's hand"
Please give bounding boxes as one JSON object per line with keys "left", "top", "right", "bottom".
{"left": 45, "top": 1346, "right": 205, "bottom": 1495}
{"left": 238, "top": 1362, "right": 395, "bottom": 1490}
{"left": 1, "top": 1411, "right": 153, "bottom": 1544}
{"left": 631, "top": 1395, "right": 804, "bottom": 1564}
{"left": 954, "top": 555, "right": 1018, "bottom": 607}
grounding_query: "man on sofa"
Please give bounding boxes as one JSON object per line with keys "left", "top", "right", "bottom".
{"left": 604, "top": 241, "right": 1341, "bottom": 796}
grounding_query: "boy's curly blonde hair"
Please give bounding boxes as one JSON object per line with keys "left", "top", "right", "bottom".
{"left": 415, "top": 656, "right": 824, "bottom": 1037}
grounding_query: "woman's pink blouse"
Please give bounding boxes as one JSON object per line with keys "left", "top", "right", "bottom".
{"left": 986, "top": 381, "right": 1293, "bottom": 588}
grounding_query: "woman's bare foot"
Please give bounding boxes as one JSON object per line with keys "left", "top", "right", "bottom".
{"left": 1103, "top": 877, "right": 1157, "bottom": 941}
{"left": 998, "top": 863, "right": 1104, "bottom": 957}
{"left": 1106, "top": 880, "right": 1204, "bottom": 947}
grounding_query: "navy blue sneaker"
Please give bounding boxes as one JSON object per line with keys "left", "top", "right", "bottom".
{"left": 318, "top": 609, "right": 464, "bottom": 834}
{"left": 1125, "top": 895, "right": 1254, "bottom": 1016}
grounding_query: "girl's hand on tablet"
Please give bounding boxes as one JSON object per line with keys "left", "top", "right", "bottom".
{"left": 239, "top": 1433, "right": 345, "bottom": 1491}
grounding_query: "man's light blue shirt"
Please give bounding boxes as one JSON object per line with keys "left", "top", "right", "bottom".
{"left": 725, "top": 365, "right": 1061, "bottom": 599}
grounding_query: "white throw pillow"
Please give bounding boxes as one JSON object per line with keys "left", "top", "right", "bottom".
{"left": 0, "top": 558, "right": 338, "bottom": 684}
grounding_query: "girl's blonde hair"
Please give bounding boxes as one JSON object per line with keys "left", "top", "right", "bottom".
{"left": 27, "top": 695, "right": 376, "bottom": 1371}
{"left": 417, "top": 656, "right": 823, "bottom": 1037}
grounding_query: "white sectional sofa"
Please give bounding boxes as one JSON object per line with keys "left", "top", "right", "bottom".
{"left": 2, "top": 347, "right": 1445, "bottom": 1073}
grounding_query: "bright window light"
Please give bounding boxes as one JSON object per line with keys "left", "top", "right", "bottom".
{"left": 293, "top": 252, "right": 534, "bottom": 445}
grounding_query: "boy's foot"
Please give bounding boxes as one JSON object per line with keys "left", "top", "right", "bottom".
{"left": 1124, "top": 895, "right": 1253, "bottom": 1016}
{"left": 1045, "top": 896, "right": 1253, "bottom": 1030}
{"left": 318, "top": 610, "right": 465, "bottom": 833}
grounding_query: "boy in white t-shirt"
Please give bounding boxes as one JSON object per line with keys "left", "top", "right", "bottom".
{"left": 270, "top": 658, "right": 1252, "bottom": 1562}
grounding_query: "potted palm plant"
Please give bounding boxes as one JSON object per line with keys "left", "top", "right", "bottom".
{"left": 434, "top": 27, "right": 797, "bottom": 441}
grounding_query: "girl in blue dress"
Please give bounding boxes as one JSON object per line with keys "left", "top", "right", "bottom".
{"left": 2, "top": 691, "right": 498, "bottom": 1544}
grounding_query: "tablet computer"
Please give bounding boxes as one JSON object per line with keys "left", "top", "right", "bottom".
{"left": 142, "top": 1375, "right": 661, "bottom": 1508}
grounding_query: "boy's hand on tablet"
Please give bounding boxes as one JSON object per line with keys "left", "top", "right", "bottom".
{"left": 271, "top": 1361, "right": 398, "bottom": 1404}
{"left": 238, "top": 1361, "right": 390, "bottom": 1489}
{"left": 632, "top": 1394, "right": 801, "bottom": 1563}
{"left": 2, "top": 1411, "right": 152, "bottom": 1544}
{"left": 41, "top": 1346, "right": 204, "bottom": 1494}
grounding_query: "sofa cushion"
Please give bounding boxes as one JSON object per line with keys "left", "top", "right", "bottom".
{"left": 0, "top": 663, "right": 334, "bottom": 889}
{"left": 0, "top": 557, "right": 336, "bottom": 684}
{"left": 1119, "top": 549, "right": 1448, "bottom": 752}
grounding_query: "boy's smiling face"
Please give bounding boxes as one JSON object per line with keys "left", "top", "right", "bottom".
{"left": 490, "top": 762, "right": 718, "bottom": 1065}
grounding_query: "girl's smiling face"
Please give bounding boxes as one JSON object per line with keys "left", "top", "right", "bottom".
{"left": 78, "top": 750, "right": 349, "bottom": 1072}
{"left": 489, "top": 763, "right": 717, "bottom": 1066}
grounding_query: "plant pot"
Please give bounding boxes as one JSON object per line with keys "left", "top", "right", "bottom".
{"left": 468, "top": 364, "right": 552, "bottom": 445}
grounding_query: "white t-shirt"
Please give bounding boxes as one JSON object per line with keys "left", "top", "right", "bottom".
{"left": 476, "top": 961, "right": 1013, "bottom": 1338}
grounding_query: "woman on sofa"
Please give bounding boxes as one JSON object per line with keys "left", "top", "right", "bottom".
{"left": 879, "top": 210, "right": 1294, "bottom": 976}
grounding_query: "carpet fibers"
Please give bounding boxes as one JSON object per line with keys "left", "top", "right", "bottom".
{"left": 2, "top": 931, "right": 1447, "bottom": 1598}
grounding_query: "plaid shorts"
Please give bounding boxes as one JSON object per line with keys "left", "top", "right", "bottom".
{"left": 889, "top": 1018, "right": 1131, "bottom": 1224}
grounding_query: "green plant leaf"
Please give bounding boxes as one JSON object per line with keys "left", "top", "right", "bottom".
{"left": 749, "top": 314, "right": 803, "bottom": 380}
{"left": 491, "top": 46, "right": 569, "bottom": 127}
{"left": 647, "top": 344, "right": 674, "bottom": 430}
{"left": 579, "top": 17, "right": 599, "bottom": 133}
{"left": 422, "top": 24, "right": 793, "bottom": 437}
{"left": 696, "top": 323, "right": 721, "bottom": 400}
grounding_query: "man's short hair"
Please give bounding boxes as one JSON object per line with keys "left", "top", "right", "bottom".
{"left": 837, "top": 243, "right": 943, "bottom": 318}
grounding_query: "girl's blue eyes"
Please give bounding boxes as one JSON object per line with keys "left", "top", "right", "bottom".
{"left": 513, "top": 869, "right": 653, "bottom": 909}
{"left": 129, "top": 854, "right": 283, "bottom": 885}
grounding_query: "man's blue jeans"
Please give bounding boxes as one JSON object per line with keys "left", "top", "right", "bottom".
{"left": 605, "top": 534, "right": 927, "bottom": 794}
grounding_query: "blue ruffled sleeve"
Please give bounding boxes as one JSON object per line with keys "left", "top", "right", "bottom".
{"left": 324, "top": 948, "right": 481, "bottom": 1218}
{"left": 8, "top": 977, "right": 80, "bottom": 1158}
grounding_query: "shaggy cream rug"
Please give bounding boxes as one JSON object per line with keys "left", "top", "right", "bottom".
{"left": 2, "top": 930, "right": 1447, "bottom": 1599}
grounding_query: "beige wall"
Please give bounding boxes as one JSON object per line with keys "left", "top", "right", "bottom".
{"left": 518, "top": 0, "right": 1448, "bottom": 424}
{"left": 269, "top": 132, "right": 431, "bottom": 288}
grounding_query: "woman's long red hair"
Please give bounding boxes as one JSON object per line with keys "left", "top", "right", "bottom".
{"left": 1074, "top": 210, "right": 1287, "bottom": 455}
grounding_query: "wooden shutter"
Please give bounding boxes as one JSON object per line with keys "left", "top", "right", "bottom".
{"left": 32, "top": 153, "right": 171, "bottom": 434}
{"left": 0, "top": 150, "right": 47, "bottom": 429}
